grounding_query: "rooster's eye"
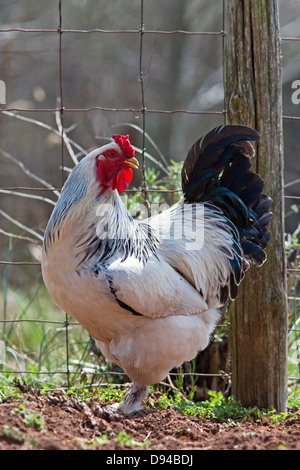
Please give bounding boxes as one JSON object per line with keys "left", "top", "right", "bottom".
{"left": 107, "top": 150, "right": 116, "bottom": 158}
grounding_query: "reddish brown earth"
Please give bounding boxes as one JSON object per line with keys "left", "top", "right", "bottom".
{"left": 0, "top": 390, "right": 299, "bottom": 451}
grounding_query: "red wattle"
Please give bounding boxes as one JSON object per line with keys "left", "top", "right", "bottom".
{"left": 97, "top": 160, "right": 132, "bottom": 195}
{"left": 116, "top": 168, "right": 133, "bottom": 193}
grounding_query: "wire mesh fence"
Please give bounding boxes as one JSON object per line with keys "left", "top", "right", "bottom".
{"left": 0, "top": 0, "right": 299, "bottom": 400}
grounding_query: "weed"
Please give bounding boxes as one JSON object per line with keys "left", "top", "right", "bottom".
{"left": 76, "top": 434, "right": 109, "bottom": 449}
{"left": 11, "top": 403, "right": 44, "bottom": 431}
{"left": 116, "top": 431, "right": 150, "bottom": 448}
{"left": 3, "top": 425, "right": 25, "bottom": 443}
{"left": 65, "top": 383, "right": 124, "bottom": 405}
{"left": 156, "top": 390, "right": 300, "bottom": 425}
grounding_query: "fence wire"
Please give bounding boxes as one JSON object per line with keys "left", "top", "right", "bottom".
{"left": 0, "top": 0, "right": 299, "bottom": 395}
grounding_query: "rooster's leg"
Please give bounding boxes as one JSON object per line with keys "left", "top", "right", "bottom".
{"left": 117, "top": 382, "right": 148, "bottom": 415}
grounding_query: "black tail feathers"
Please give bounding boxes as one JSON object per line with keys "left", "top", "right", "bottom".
{"left": 181, "top": 125, "right": 272, "bottom": 267}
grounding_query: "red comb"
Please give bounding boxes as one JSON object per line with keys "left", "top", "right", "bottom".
{"left": 112, "top": 134, "right": 135, "bottom": 158}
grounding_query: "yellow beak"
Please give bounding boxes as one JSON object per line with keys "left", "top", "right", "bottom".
{"left": 125, "top": 156, "right": 139, "bottom": 169}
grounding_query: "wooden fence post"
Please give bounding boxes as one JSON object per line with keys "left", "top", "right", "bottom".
{"left": 224, "top": 0, "right": 288, "bottom": 411}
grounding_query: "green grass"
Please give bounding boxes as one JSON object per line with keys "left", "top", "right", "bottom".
{"left": 155, "top": 389, "right": 300, "bottom": 425}
{"left": 75, "top": 431, "right": 151, "bottom": 450}
{"left": 1, "top": 376, "right": 299, "bottom": 429}
{"left": 116, "top": 431, "right": 151, "bottom": 448}
{"left": 11, "top": 402, "right": 44, "bottom": 430}
{"left": 3, "top": 425, "right": 26, "bottom": 444}
{"left": 65, "top": 383, "right": 125, "bottom": 404}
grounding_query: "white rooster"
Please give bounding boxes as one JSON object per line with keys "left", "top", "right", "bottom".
{"left": 42, "top": 126, "right": 272, "bottom": 414}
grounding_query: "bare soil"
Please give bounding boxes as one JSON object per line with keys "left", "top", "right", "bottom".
{"left": 0, "top": 390, "right": 300, "bottom": 451}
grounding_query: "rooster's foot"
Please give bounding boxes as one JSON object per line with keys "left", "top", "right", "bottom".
{"left": 117, "top": 382, "right": 148, "bottom": 415}
{"left": 94, "top": 402, "right": 122, "bottom": 422}
{"left": 94, "top": 383, "right": 148, "bottom": 420}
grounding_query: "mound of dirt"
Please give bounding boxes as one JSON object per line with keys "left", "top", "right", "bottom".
{"left": 0, "top": 390, "right": 299, "bottom": 451}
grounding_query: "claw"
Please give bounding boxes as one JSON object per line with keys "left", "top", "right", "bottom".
{"left": 117, "top": 382, "right": 148, "bottom": 415}
{"left": 94, "top": 402, "right": 122, "bottom": 422}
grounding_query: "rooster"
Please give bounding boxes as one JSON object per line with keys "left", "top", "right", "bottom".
{"left": 42, "top": 126, "right": 272, "bottom": 414}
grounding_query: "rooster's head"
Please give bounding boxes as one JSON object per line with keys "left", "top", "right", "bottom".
{"left": 96, "top": 134, "right": 139, "bottom": 195}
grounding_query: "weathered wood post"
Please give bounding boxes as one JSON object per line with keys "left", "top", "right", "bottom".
{"left": 224, "top": 0, "right": 288, "bottom": 411}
